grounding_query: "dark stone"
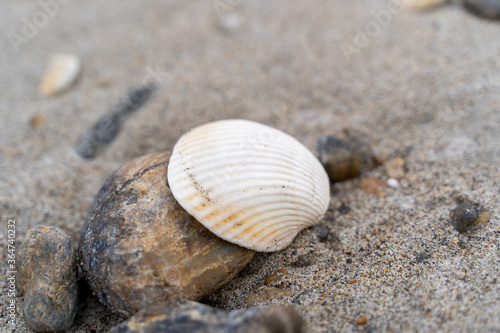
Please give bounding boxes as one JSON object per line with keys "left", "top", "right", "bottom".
{"left": 463, "top": 0, "right": 500, "bottom": 20}
{"left": 451, "top": 201, "right": 480, "bottom": 233}
{"left": 108, "top": 301, "right": 303, "bottom": 333}
{"left": 75, "top": 83, "right": 156, "bottom": 159}
{"left": 17, "top": 226, "right": 78, "bottom": 332}
{"left": 314, "top": 225, "right": 330, "bottom": 242}
{"left": 338, "top": 203, "right": 351, "bottom": 215}
{"left": 315, "top": 136, "right": 361, "bottom": 182}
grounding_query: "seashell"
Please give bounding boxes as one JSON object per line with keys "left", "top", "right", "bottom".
{"left": 39, "top": 53, "right": 81, "bottom": 96}
{"left": 167, "top": 119, "right": 330, "bottom": 252}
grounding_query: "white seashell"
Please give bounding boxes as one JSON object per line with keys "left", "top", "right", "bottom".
{"left": 39, "top": 54, "right": 81, "bottom": 96}
{"left": 167, "top": 119, "right": 330, "bottom": 252}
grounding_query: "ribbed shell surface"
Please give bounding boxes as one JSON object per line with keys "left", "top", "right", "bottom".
{"left": 167, "top": 119, "right": 330, "bottom": 252}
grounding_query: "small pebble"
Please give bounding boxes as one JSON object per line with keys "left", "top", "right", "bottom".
{"left": 475, "top": 211, "right": 491, "bottom": 225}
{"left": 264, "top": 268, "right": 288, "bottom": 285}
{"left": 450, "top": 201, "right": 480, "bottom": 233}
{"left": 384, "top": 157, "right": 405, "bottom": 180}
{"left": 355, "top": 316, "right": 368, "bottom": 325}
{"left": 29, "top": 114, "right": 47, "bottom": 129}
{"left": 387, "top": 177, "right": 400, "bottom": 188}
{"left": 455, "top": 271, "right": 466, "bottom": 279}
{"left": 17, "top": 226, "right": 78, "bottom": 332}
{"left": 316, "top": 136, "right": 361, "bottom": 182}
{"left": 246, "top": 288, "right": 293, "bottom": 306}
{"left": 314, "top": 225, "right": 330, "bottom": 242}
{"left": 292, "top": 254, "right": 314, "bottom": 267}
{"left": 78, "top": 152, "right": 255, "bottom": 317}
{"left": 360, "top": 178, "right": 388, "bottom": 196}
{"left": 39, "top": 53, "right": 81, "bottom": 96}
{"left": 401, "top": 0, "right": 448, "bottom": 10}
{"left": 463, "top": 0, "right": 500, "bottom": 20}
{"left": 108, "top": 301, "right": 303, "bottom": 333}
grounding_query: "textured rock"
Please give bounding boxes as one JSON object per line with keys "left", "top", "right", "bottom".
{"left": 79, "top": 152, "right": 256, "bottom": 318}
{"left": 108, "top": 301, "right": 303, "bottom": 333}
{"left": 17, "top": 226, "right": 78, "bottom": 332}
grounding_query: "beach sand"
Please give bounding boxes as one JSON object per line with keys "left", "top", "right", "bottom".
{"left": 1, "top": 0, "right": 499, "bottom": 332}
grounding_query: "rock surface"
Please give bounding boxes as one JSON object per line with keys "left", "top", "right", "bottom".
{"left": 79, "top": 152, "right": 256, "bottom": 318}
{"left": 108, "top": 301, "right": 303, "bottom": 333}
{"left": 17, "top": 225, "right": 78, "bottom": 332}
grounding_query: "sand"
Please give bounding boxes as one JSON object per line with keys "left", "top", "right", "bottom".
{"left": 0, "top": 0, "right": 499, "bottom": 332}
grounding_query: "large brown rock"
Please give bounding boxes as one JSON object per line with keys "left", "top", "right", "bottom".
{"left": 79, "top": 152, "right": 256, "bottom": 318}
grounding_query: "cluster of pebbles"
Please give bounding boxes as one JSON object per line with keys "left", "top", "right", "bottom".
{"left": 17, "top": 120, "right": 492, "bottom": 332}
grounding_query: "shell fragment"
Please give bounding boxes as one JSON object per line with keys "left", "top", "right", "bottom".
{"left": 39, "top": 53, "right": 81, "bottom": 96}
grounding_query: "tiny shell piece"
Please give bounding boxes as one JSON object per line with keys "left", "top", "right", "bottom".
{"left": 401, "top": 0, "right": 448, "bottom": 9}
{"left": 39, "top": 54, "right": 81, "bottom": 96}
{"left": 168, "top": 119, "right": 330, "bottom": 252}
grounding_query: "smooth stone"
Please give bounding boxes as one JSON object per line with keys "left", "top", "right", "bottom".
{"left": 463, "top": 0, "right": 500, "bottom": 20}
{"left": 79, "top": 152, "right": 256, "bottom": 318}
{"left": 451, "top": 201, "right": 479, "bottom": 233}
{"left": 108, "top": 301, "right": 303, "bottom": 333}
{"left": 17, "top": 225, "right": 78, "bottom": 332}
{"left": 316, "top": 136, "right": 361, "bottom": 182}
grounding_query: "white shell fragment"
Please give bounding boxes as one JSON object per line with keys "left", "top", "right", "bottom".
{"left": 401, "top": 0, "right": 448, "bottom": 10}
{"left": 39, "top": 54, "right": 81, "bottom": 96}
{"left": 168, "top": 119, "right": 330, "bottom": 252}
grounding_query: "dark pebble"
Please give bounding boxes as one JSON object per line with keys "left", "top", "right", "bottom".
{"left": 17, "top": 226, "right": 78, "bottom": 332}
{"left": 314, "top": 225, "right": 330, "bottom": 242}
{"left": 292, "top": 254, "right": 315, "bottom": 267}
{"left": 78, "top": 152, "right": 255, "bottom": 318}
{"left": 316, "top": 136, "right": 361, "bottom": 182}
{"left": 463, "top": 0, "right": 500, "bottom": 20}
{"left": 75, "top": 83, "right": 156, "bottom": 159}
{"left": 108, "top": 301, "right": 303, "bottom": 333}
{"left": 338, "top": 203, "right": 351, "bottom": 215}
{"left": 451, "top": 201, "right": 480, "bottom": 233}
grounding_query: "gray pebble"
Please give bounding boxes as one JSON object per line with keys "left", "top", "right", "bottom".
{"left": 108, "top": 301, "right": 303, "bottom": 333}
{"left": 451, "top": 201, "right": 479, "bottom": 233}
{"left": 463, "top": 0, "right": 500, "bottom": 20}
{"left": 17, "top": 226, "right": 78, "bottom": 332}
